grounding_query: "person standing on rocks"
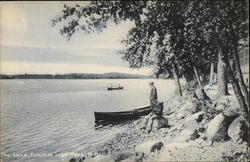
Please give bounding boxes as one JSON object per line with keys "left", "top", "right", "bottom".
{"left": 149, "top": 81, "right": 158, "bottom": 109}
{"left": 140, "top": 82, "right": 161, "bottom": 133}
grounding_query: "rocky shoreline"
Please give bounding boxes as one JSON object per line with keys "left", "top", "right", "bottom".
{"left": 70, "top": 85, "right": 249, "bottom": 162}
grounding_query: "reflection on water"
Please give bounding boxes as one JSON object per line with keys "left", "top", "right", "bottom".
{"left": 0, "top": 79, "right": 175, "bottom": 161}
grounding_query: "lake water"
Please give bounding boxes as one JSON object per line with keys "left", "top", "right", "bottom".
{"left": 0, "top": 79, "right": 175, "bottom": 161}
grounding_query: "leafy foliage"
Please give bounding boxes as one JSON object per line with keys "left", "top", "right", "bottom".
{"left": 51, "top": 1, "right": 249, "bottom": 78}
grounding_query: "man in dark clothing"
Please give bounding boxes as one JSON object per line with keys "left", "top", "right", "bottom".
{"left": 141, "top": 82, "right": 162, "bottom": 133}
{"left": 150, "top": 82, "right": 158, "bottom": 109}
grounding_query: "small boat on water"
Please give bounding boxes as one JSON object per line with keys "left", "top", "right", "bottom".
{"left": 107, "top": 86, "right": 123, "bottom": 91}
{"left": 94, "top": 105, "right": 152, "bottom": 122}
{"left": 107, "top": 84, "right": 123, "bottom": 91}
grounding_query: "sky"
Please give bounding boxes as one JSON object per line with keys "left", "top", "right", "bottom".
{"left": 0, "top": 1, "right": 151, "bottom": 75}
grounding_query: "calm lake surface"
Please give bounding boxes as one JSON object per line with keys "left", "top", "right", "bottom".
{"left": 0, "top": 79, "right": 175, "bottom": 161}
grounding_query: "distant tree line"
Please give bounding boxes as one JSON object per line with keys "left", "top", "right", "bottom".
{"left": 0, "top": 73, "right": 151, "bottom": 79}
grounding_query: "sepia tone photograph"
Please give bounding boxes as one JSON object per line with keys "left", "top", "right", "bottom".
{"left": 0, "top": 1, "right": 249, "bottom": 162}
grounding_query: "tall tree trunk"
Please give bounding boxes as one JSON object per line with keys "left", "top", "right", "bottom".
{"left": 193, "top": 66, "right": 203, "bottom": 88}
{"left": 217, "top": 47, "right": 229, "bottom": 97}
{"left": 227, "top": 17, "right": 249, "bottom": 107}
{"left": 224, "top": 54, "right": 249, "bottom": 125}
{"left": 173, "top": 62, "right": 182, "bottom": 97}
{"left": 233, "top": 44, "right": 249, "bottom": 107}
{"left": 227, "top": 17, "right": 249, "bottom": 145}
{"left": 213, "top": 73, "right": 217, "bottom": 83}
{"left": 209, "top": 62, "right": 214, "bottom": 86}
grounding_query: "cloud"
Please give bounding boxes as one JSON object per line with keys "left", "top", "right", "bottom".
{"left": 1, "top": 1, "right": 134, "bottom": 50}
{"left": 1, "top": 61, "right": 151, "bottom": 75}
{"left": 0, "top": 2, "right": 149, "bottom": 75}
{"left": 1, "top": 2, "right": 28, "bottom": 45}
{"left": 1, "top": 45, "right": 129, "bottom": 67}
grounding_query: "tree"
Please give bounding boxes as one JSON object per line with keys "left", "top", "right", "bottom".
{"left": 172, "top": 62, "right": 183, "bottom": 97}
{"left": 51, "top": 1, "right": 211, "bottom": 80}
{"left": 202, "top": 1, "right": 249, "bottom": 123}
{"left": 51, "top": 0, "right": 249, "bottom": 122}
{"left": 217, "top": 47, "right": 229, "bottom": 97}
{"left": 226, "top": 1, "right": 249, "bottom": 107}
{"left": 209, "top": 62, "right": 214, "bottom": 86}
{"left": 51, "top": 1, "right": 218, "bottom": 99}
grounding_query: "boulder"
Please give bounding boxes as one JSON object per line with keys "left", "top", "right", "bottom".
{"left": 215, "top": 104, "right": 226, "bottom": 111}
{"left": 135, "top": 140, "right": 164, "bottom": 154}
{"left": 113, "top": 152, "right": 133, "bottom": 162}
{"left": 152, "top": 117, "right": 168, "bottom": 130}
{"left": 186, "top": 118, "right": 199, "bottom": 131}
{"left": 88, "top": 155, "right": 114, "bottom": 162}
{"left": 134, "top": 152, "right": 144, "bottom": 161}
{"left": 174, "top": 113, "right": 201, "bottom": 142}
{"left": 207, "top": 113, "right": 228, "bottom": 142}
{"left": 186, "top": 111, "right": 204, "bottom": 123}
{"left": 119, "top": 156, "right": 142, "bottom": 162}
{"left": 175, "top": 101, "right": 197, "bottom": 119}
{"left": 180, "top": 101, "right": 196, "bottom": 113}
{"left": 223, "top": 109, "right": 239, "bottom": 119}
{"left": 217, "top": 97, "right": 229, "bottom": 106}
{"left": 176, "top": 111, "right": 187, "bottom": 119}
{"left": 195, "top": 88, "right": 210, "bottom": 101}
{"left": 174, "top": 129, "right": 198, "bottom": 142}
{"left": 228, "top": 117, "right": 247, "bottom": 143}
{"left": 150, "top": 142, "right": 164, "bottom": 152}
{"left": 215, "top": 97, "right": 229, "bottom": 111}
{"left": 112, "top": 151, "right": 144, "bottom": 162}
{"left": 207, "top": 110, "right": 240, "bottom": 142}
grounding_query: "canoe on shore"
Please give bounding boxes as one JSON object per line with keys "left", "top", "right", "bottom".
{"left": 94, "top": 105, "right": 152, "bottom": 122}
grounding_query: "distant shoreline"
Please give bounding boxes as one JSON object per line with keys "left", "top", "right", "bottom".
{"left": 0, "top": 72, "right": 155, "bottom": 80}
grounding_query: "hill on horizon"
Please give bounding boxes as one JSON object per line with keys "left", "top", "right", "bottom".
{"left": 0, "top": 72, "right": 153, "bottom": 79}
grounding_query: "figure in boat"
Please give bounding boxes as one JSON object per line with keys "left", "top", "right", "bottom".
{"left": 107, "top": 84, "right": 123, "bottom": 91}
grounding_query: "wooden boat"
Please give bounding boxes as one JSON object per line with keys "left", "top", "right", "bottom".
{"left": 94, "top": 105, "right": 152, "bottom": 122}
{"left": 107, "top": 86, "right": 123, "bottom": 91}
